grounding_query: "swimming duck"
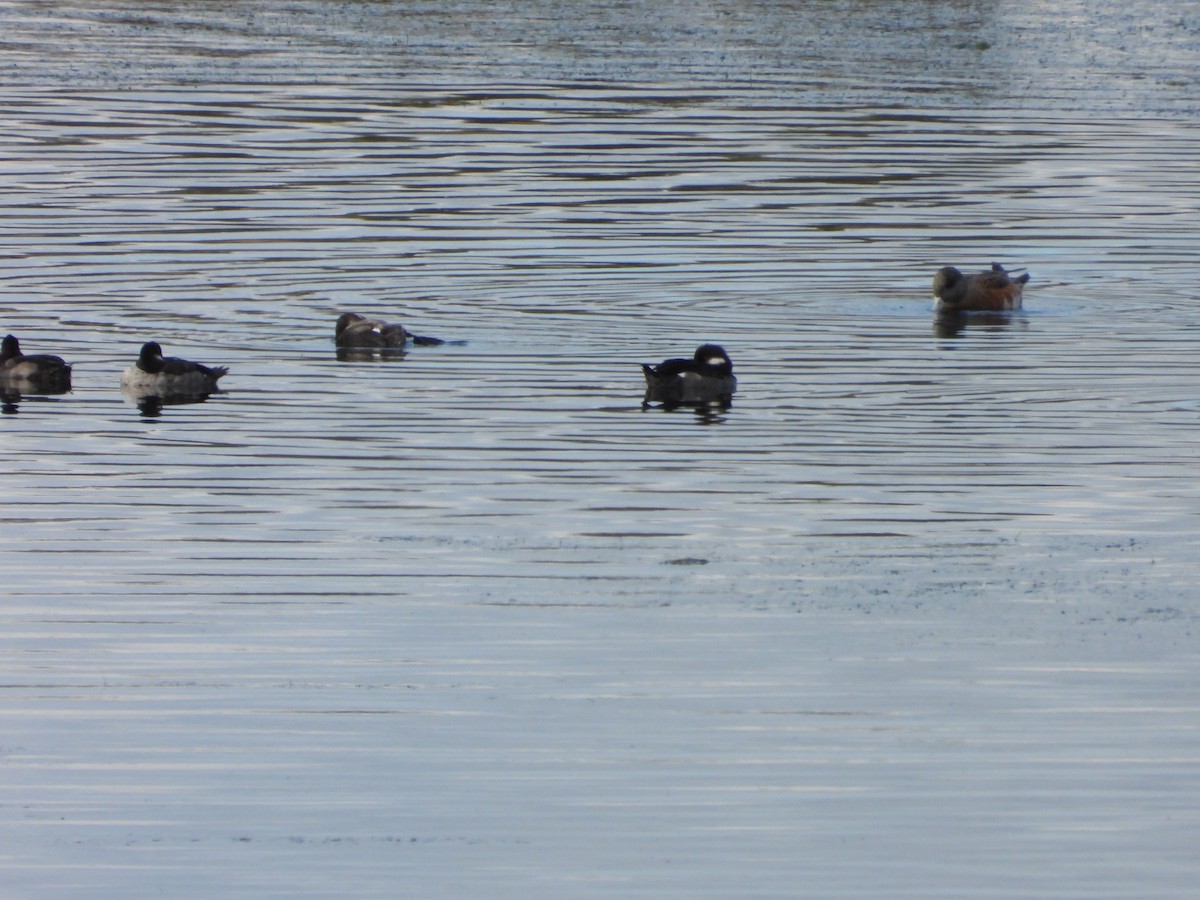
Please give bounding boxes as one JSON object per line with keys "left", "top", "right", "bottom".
{"left": 0, "top": 334, "right": 72, "bottom": 387}
{"left": 642, "top": 343, "right": 736, "bottom": 405}
{"left": 334, "top": 312, "right": 446, "bottom": 349}
{"left": 932, "top": 263, "right": 1030, "bottom": 312}
{"left": 120, "top": 341, "right": 228, "bottom": 395}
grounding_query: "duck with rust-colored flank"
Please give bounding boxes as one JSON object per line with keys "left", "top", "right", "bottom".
{"left": 121, "top": 341, "right": 228, "bottom": 395}
{"left": 642, "top": 343, "right": 736, "bottom": 406}
{"left": 932, "top": 263, "right": 1030, "bottom": 312}
{"left": 0, "top": 334, "right": 72, "bottom": 389}
{"left": 334, "top": 312, "right": 445, "bottom": 350}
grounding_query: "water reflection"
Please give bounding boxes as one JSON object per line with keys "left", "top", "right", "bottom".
{"left": 641, "top": 397, "right": 733, "bottom": 424}
{"left": 335, "top": 341, "right": 463, "bottom": 361}
{"left": 933, "top": 311, "right": 1030, "bottom": 339}
{"left": 335, "top": 346, "right": 408, "bottom": 363}
{"left": 0, "top": 376, "right": 72, "bottom": 414}
{"left": 121, "top": 386, "right": 221, "bottom": 418}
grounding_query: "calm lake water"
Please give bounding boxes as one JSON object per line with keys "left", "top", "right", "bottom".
{"left": 2, "top": 2, "right": 1199, "bottom": 897}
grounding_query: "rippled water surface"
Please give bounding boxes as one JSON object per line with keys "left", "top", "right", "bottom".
{"left": 3, "top": 2, "right": 1199, "bottom": 897}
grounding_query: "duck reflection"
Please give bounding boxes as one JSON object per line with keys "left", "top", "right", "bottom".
{"left": 641, "top": 396, "right": 734, "bottom": 424}
{"left": 933, "top": 310, "right": 1028, "bottom": 339}
{"left": 121, "top": 386, "right": 219, "bottom": 418}
{"left": 335, "top": 345, "right": 408, "bottom": 363}
{"left": 0, "top": 375, "right": 72, "bottom": 414}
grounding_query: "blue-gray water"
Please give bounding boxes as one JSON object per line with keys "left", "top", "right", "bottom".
{"left": 2, "top": 2, "right": 1199, "bottom": 897}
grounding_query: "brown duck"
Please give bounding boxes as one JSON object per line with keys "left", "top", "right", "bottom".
{"left": 335, "top": 312, "right": 445, "bottom": 349}
{"left": 932, "top": 263, "right": 1029, "bottom": 312}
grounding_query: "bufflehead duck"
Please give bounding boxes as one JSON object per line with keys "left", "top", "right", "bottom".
{"left": 933, "top": 263, "right": 1029, "bottom": 312}
{"left": 0, "top": 334, "right": 72, "bottom": 387}
{"left": 642, "top": 343, "right": 736, "bottom": 405}
{"left": 120, "top": 341, "right": 228, "bottom": 394}
{"left": 334, "top": 312, "right": 445, "bottom": 349}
